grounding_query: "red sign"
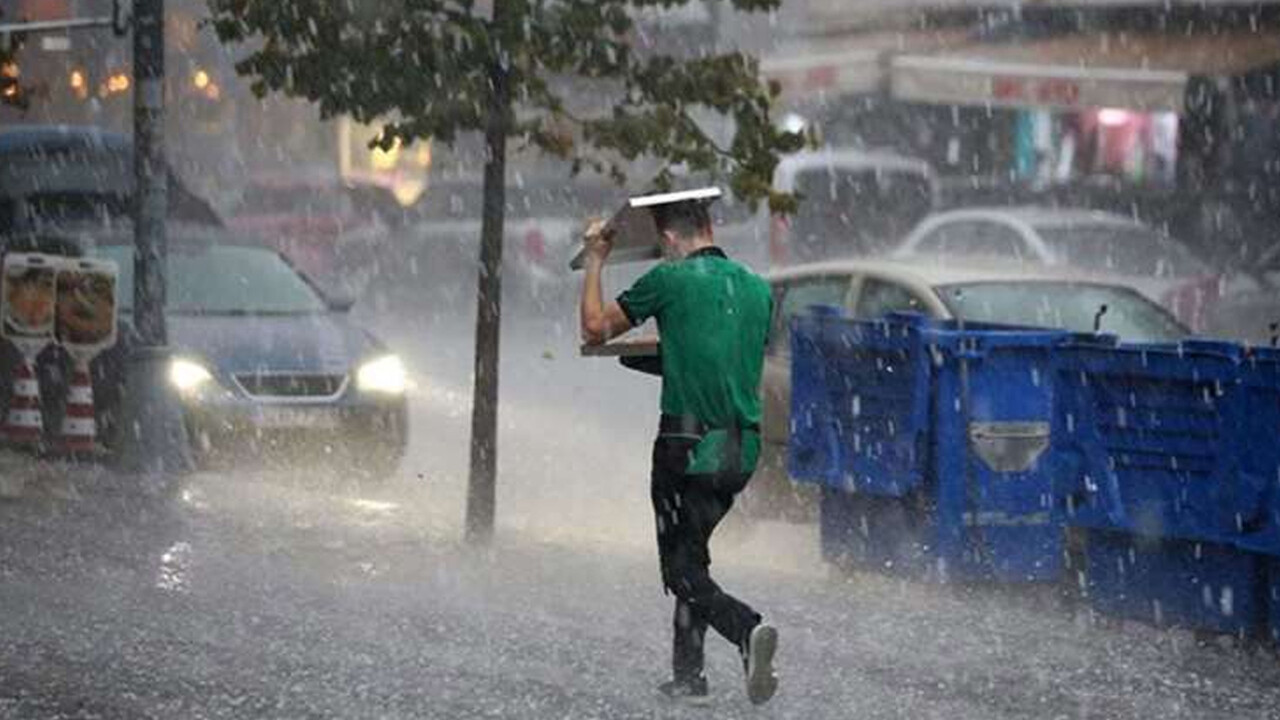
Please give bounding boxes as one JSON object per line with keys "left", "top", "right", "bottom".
{"left": 992, "top": 76, "right": 1081, "bottom": 106}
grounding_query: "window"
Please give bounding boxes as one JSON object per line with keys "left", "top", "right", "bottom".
{"left": 1037, "top": 225, "right": 1209, "bottom": 278}
{"left": 914, "top": 220, "right": 1027, "bottom": 261}
{"left": 769, "top": 276, "right": 851, "bottom": 354}
{"left": 93, "top": 244, "right": 328, "bottom": 315}
{"left": 938, "top": 281, "right": 1188, "bottom": 343}
{"left": 855, "top": 279, "right": 928, "bottom": 319}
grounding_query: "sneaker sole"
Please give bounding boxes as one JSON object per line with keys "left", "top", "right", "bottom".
{"left": 746, "top": 624, "right": 779, "bottom": 705}
{"left": 657, "top": 690, "right": 713, "bottom": 708}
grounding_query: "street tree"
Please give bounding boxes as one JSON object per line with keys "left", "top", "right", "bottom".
{"left": 206, "top": 0, "right": 804, "bottom": 544}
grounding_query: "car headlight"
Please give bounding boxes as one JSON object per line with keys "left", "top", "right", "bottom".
{"left": 357, "top": 355, "right": 407, "bottom": 394}
{"left": 170, "top": 358, "right": 214, "bottom": 393}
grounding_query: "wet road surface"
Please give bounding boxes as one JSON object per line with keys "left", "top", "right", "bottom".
{"left": 3, "top": 305, "right": 1280, "bottom": 719}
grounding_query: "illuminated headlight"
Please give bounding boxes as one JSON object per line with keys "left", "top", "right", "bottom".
{"left": 357, "top": 355, "right": 408, "bottom": 394}
{"left": 170, "top": 358, "right": 214, "bottom": 393}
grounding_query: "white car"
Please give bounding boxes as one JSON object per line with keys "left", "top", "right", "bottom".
{"left": 767, "top": 148, "right": 940, "bottom": 266}
{"left": 744, "top": 257, "right": 1190, "bottom": 522}
{"left": 892, "top": 207, "right": 1219, "bottom": 330}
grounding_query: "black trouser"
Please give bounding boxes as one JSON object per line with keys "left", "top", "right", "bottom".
{"left": 650, "top": 435, "right": 762, "bottom": 683}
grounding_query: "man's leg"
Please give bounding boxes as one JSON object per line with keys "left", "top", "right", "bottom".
{"left": 665, "top": 476, "right": 761, "bottom": 652}
{"left": 653, "top": 438, "right": 709, "bottom": 690}
{"left": 672, "top": 597, "right": 709, "bottom": 683}
{"left": 653, "top": 439, "right": 776, "bottom": 704}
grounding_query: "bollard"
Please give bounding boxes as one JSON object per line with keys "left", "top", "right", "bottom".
{"left": 58, "top": 360, "right": 96, "bottom": 454}
{"left": 4, "top": 359, "right": 43, "bottom": 446}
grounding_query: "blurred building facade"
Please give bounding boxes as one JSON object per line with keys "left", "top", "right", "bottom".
{"left": 3, "top": 0, "right": 1279, "bottom": 262}
{"left": 759, "top": 1, "right": 1280, "bottom": 263}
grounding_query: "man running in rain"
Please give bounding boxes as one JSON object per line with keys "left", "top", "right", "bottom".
{"left": 579, "top": 198, "right": 779, "bottom": 706}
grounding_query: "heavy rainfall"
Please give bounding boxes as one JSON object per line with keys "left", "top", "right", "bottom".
{"left": 3, "top": 0, "right": 1280, "bottom": 718}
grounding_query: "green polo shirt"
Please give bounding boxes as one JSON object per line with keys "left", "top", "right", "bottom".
{"left": 617, "top": 246, "right": 773, "bottom": 475}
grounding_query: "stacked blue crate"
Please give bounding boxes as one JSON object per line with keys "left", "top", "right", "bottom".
{"left": 1054, "top": 338, "right": 1265, "bottom": 634}
{"left": 791, "top": 310, "right": 1068, "bottom": 583}
{"left": 791, "top": 311, "right": 934, "bottom": 574}
{"left": 788, "top": 307, "right": 841, "bottom": 486}
{"left": 790, "top": 305, "right": 1280, "bottom": 638}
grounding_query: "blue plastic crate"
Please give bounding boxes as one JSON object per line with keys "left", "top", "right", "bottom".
{"left": 926, "top": 322, "right": 1069, "bottom": 583}
{"left": 822, "top": 314, "right": 932, "bottom": 498}
{"left": 1055, "top": 338, "right": 1257, "bottom": 544}
{"left": 789, "top": 310, "right": 932, "bottom": 497}
{"left": 819, "top": 487, "right": 933, "bottom": 577}
{"left": 788, "top": 309, "right": 839, "bottom": 485}
{"left": 798, "top": 312, "right": 1069, "bottom": 583}
{"left": 1236, "top": 347, "right": 1280, "bottom": 556}
{"left": 1084, "top": 529, "right": 1262, "bottom": 635}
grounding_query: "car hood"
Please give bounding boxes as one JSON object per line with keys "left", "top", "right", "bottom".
{"left": 167, "top": 312, "right": 383, "bottom": 376}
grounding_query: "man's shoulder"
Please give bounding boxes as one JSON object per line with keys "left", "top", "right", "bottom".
{"left": 631, "top": 261, "right": 676, "bottom": 288}
{"left": 730, "top": 262, "right": 771, "bottom": 296}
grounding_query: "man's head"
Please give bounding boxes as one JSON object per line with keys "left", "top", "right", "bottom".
{"left": 652, "top": 200, "right": 714, "bottom": 261}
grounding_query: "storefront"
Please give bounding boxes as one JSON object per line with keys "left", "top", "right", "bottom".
{"left": 760, "top": 30, "right": 974, "bottom": 147}
{"left": 888, "top": 29, "right": 1280, "bottom": 200}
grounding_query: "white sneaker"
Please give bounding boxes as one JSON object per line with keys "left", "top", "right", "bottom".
{"left": 744, "top": 622, "right": 779, "bottom": 705}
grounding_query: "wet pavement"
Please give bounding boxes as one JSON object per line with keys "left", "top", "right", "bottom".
{"left": 3, "top": 309, "right": 1280, "bottom": 719}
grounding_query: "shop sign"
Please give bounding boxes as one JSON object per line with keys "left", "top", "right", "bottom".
{"left": 992, "top": 76, "right": 1081, "bottom": 106}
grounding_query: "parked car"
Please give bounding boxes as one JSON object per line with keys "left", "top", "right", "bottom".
{"left": 0, "top": 125, "right": 222, "bottom": 234}
{"left": 0, "top": 225, "right": 409, "bottom": 481}
{"left": 1205, "top": 243, "right": 1280, "bottom": 344}
{"left": 891, "top": 207, "right": 1219, "bottom": 330}
{"left": 744, "top": 258, "right": 1190, "bottom": 522}
{"left": 767, "top": 148, "right": 939, "bottom": 267}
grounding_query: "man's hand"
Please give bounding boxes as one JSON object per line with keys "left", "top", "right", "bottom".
{"left": 583, "top": 218, "right": 614, "bottom": 264}
{"left": 579, "top": 217, "right": 632, "bottom": 346}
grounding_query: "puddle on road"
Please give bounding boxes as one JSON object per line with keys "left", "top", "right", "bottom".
{"left": 156, "top": 541, "right": 194, "bottom": 594}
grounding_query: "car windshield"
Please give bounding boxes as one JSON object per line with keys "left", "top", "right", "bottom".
{"left": 937, "top": 280, "right": 1189, "bottom": 343}
{"left": 1036, "top": 224, "right": 1209, "bottom": 278}
{"left": 91, "top": 243, "right": 328, "bottom": 315}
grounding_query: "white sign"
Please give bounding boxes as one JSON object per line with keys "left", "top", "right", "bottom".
{"left": 55, "top": 257, "right": 119, "bottom": 361}
{"left": 40, "top": 35, "right": 71, "bottom": 52}
{"left": 891, "top": 54, "right": 1189, "bottom": 112}
{"left": 2, "top": 253, "right": 57, "bottom": 357}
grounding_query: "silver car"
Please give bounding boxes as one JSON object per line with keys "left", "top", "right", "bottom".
{"left": 743, "top": 257, "right": 1189, "bottom": 522}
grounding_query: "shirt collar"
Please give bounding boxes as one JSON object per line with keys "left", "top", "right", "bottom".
{"left": 686, "top": 246, "right": 727, "bottom": 261}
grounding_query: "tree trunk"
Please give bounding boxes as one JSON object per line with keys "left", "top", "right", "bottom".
{"left": 464, "top": 60, "right": 510, "bottom": 545}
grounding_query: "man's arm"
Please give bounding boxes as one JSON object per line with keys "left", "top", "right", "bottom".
{"left": 580, "top": 221, "right": 634, "bottom": 346}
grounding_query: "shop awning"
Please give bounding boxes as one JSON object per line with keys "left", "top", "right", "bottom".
{"left": 890, "top": 31, "right": 1280, "bottom": 112}
{"left": 761, "top": 30, "right": 971, "bottom": 105}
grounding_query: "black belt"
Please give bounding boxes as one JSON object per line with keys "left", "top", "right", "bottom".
{"left": 658, "top": 414, "right": 759, "bottom": 438}
{"left": 658, "top": 414, "right": 758, "bottom": 474}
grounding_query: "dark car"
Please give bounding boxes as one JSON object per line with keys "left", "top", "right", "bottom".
{"left": 0, "top": 125, "right": 222, "bottom": 234}
{"left": 0, "top": 225, "right": 408, "bottom": 481}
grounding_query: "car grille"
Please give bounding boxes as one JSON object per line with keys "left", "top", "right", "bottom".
{"left": 234, "top": 373, "right": 348, "bottom": 400}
